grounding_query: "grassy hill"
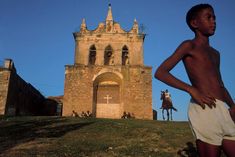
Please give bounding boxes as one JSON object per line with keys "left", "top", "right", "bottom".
{"left": 0, "top": 116, "right": 197, "bottom": 157}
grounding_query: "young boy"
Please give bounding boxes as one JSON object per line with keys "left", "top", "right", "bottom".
{"left": 155, "top": 4, "right": 235, "bottom": 157}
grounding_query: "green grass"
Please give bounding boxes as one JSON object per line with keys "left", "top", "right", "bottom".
{"left": 0, "top": 116, "right": 197, "bottom": 157}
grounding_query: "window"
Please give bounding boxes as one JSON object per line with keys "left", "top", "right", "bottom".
{"left": 104, "top": 45, "right": 113, "bottom": 65}
{"left": 89, "top": 45, "right": 96, "bottom": 65}
{"left": 122, "top": 45, "right": 129, "bottom": 65}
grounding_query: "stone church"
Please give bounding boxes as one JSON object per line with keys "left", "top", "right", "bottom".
{"left": 63, "top": 5, "right": 153, "bottom": 119}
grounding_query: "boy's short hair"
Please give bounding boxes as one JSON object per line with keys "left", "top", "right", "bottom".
{"left": 186, "top": 4, "right": 213, "bottom": 32}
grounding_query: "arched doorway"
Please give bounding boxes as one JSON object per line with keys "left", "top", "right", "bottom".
{"left": 93, "top": 72, "right": 122, "bottom": 119}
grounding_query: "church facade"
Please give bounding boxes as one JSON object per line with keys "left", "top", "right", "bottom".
{"left": 63, "top": 5, "right": 153, "bottom": 119}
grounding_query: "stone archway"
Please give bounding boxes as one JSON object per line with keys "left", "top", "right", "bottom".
{"left": 93, "top": 72, "right": 122, "bottom": 119}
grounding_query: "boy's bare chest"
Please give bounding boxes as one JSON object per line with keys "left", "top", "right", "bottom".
{"left": 190, "top": 47, "right": 219, "bottom": 65}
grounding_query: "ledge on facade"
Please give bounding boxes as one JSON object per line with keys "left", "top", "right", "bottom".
{"left": 73, "top": 31, "right": 146, "bottom": 39}
{"left": 65, "top": 64, "right": 152, "bottom": 69}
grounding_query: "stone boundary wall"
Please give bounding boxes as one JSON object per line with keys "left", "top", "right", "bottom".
{"left": 0, "top": 59, "right": 45, "bottom": 116}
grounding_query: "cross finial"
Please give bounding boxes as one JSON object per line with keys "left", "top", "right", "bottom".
{"left": 106, "top": 3, "right": 113, "bottom": 22}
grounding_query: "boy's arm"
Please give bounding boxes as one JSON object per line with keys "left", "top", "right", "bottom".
{"left": 155, "top": 41, "right": 216, "bottom": 109}
{"left": 224, "top": 88, "right": 235, "bottom": 107}
{"left": 221, "top": 83, "right": 235, "bottom": 123}
{"left": 155, "top": 41, "right": 192, "bottom": 93}
{"left": 220, "top": 80, "right": 235, "bottom": 108}
{"left": 217, "top": 53, "right": 235, "bottom": 108}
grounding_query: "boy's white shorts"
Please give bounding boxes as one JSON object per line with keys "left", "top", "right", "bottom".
{"left": 188, "top": 99, "right": 235, "bottom": 145}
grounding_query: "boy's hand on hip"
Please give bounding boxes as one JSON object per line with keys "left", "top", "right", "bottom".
{"left": 189, "top": 87, "right": 216, "bottom": 109}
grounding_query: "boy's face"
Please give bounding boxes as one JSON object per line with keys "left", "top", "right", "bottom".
{"left": 193, "top": 8, "right": 216, "bottom": 36}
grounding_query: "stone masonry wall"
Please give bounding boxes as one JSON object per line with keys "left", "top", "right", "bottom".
{"left": 74, "top": 33, "right": 144, "bottom": 66}
{"left": 122, "top": 66, "right": 152, "bottom": 119}
{"left": 63, "top": 65, "right": 95, "bottom": 116}
{"left": 0, "top": 68, "right": 10, "bottom": 114}
{"left": 0, "top": 59, "right": 45, "bottom": 116}
{"left": 63, "top": 65, "right": 152, "bottom": 119}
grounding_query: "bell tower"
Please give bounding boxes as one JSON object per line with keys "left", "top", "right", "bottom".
{"left": 63, "top": 4, "right": 153, "bottom": 119}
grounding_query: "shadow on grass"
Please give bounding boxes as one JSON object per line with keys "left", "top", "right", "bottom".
{"left": 177, "top": 142, "right": 198, "bottom": 157}
{"left": 0, "top": 117, "right": 94, "bottom": 154}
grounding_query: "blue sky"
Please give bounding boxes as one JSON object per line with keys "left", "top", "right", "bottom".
{"left": 1, "top": 0, "right": 234, "bottom": 121}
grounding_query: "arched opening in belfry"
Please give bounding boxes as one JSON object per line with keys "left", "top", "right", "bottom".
{"left": 104, "top": 45, "right": 113, "bottom": 65}
{"left": 93, "top": 72, "right": 123, "bottom": 119}
{"left": 122, "top": 45, "right": 129, "bottom": 65}
{"left": 89, "top": 45, "right": 96, "bottom": 65}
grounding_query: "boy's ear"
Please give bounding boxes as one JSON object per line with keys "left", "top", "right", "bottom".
{"left": 190, "top": 19, "right": 198, "bottom": 29}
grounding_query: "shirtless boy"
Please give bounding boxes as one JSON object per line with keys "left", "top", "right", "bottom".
{"left": 155, "top": 4, "right": 235, "bottom": 157}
